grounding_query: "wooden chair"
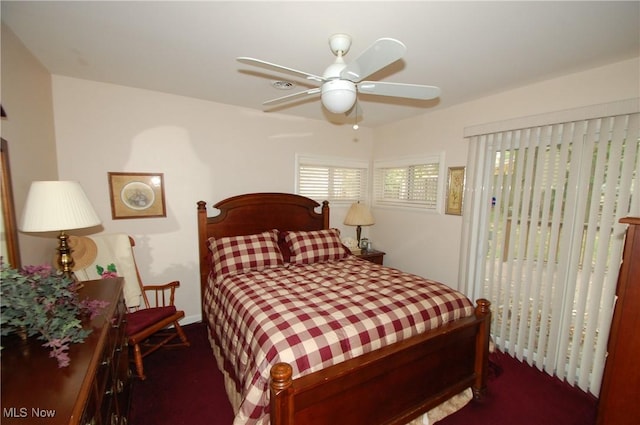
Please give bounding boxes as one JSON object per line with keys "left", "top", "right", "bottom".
{"left": 125, "top": 236, "right": 190, "bottom": 380}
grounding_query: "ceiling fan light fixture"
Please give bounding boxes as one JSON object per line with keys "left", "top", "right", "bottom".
{"left": 321, "top": 80, "right": 356, "bottom": 114}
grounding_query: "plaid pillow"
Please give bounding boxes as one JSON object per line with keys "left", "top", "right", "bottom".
{"left": 284, "top": 228, "right": 349, "bottom": 264}
{"left": 208, "top": 230, "right": 284, "bottom": 279}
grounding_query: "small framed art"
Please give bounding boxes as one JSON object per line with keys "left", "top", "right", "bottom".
{"left": 108, "top": 172, "right": 166, "bottom": 219}
{"left": 445, "top": 166, "right": 465, "bottom": 216}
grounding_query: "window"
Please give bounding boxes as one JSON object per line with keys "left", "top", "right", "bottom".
{"left": 373, "top": 154, "right": 444, "bottom": 210}
{"left": 296, "top": 154, "right": 369, "bottom": 204}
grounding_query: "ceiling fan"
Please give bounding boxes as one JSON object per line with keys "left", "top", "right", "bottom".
{"left": 237, "top": 34, "right": 441, "bottom": 116}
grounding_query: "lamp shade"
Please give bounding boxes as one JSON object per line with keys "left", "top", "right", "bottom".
{"left": 344, "top": 202, "right": 375, "bottom": 226}
{"left": 20, "top": 181, "right": 101, "bottom": 232}
{"left": 321, "top": 80, "right": 357, "bottom": 114}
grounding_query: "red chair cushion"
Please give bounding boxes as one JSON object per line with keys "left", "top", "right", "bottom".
{"left": 126, "top": 306, "right": 178, "bottom": 336}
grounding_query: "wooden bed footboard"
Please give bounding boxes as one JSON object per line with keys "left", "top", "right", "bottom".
{"left": 270, "top": 299, "right": 491, "bottom": 425}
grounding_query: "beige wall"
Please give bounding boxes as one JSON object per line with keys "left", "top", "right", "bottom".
{"left": 372, "top": 58, "right": 640, "bottom": 290}
{"left": 51, "top": 76, "right": 374, "bottom": 322}
{"left": 1, "top": 24, "right": 59, "bottom": 266}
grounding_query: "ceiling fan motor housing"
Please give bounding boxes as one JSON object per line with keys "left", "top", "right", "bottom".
{"left": 321, "top": 79, "right": 356, "bottom": 114}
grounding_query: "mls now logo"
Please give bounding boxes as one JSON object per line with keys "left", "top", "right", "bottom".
{"left": 3, "top": 407, "right": 56, "bottom": 418}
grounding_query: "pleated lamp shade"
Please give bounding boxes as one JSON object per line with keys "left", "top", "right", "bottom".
{"left": 344, "top": 202, "right": 375, "bottom": 227}
{"left": 344, "top": 202, "right": 374, "bottom": 244}
{"left": 20, "top": 181, "right": 101, "bottom": 232}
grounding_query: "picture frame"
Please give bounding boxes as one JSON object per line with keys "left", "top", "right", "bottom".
{"left": 445, "top": 166, "right": 465, "bottom": 216}
{"left": 108, "top": 172, "right": 166, "bottom": 219}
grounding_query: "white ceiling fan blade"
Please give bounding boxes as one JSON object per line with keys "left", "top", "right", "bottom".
{"left": 237, "top": 57, "right": 325, "bottom": 82}
{"left": 340, "top": 38, "right": 406, "bottom": 82}
{"left": 263, "top": 88, "right": 321, "bottom": 106}
{"left": 358, "top": 81, "right": 441, "bottom": 100}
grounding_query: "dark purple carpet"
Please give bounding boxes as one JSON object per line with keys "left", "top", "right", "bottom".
{"left": 130, "top": 323, "right": 597, "bottom": 425}
{"left": 439, "top": 350, "right": 597, "bottom": 425}
{"left": 129, "top": 322, "right": 234, "bottom": 425}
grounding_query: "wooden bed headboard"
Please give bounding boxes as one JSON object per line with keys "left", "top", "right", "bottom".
{"left": 196, "top": 193, "right": 329, "bottom": 309}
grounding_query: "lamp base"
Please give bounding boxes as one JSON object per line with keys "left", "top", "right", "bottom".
{"left": 57, "top": 231, "right": 75, "bottom": 279}
{"left": 55, "top": 232, "right": 83, "bottom": 288}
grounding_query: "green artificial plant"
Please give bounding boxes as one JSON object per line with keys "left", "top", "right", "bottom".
{"left": 0, "top": 263, "right": 108, "bottom": 367}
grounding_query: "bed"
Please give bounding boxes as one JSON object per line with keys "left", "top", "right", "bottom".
{"left": 197, "top": 193, "right": 491, "bottom": 425}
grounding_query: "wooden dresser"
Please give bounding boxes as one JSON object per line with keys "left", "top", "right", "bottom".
{"left": 597, "top": 217, "right": 640, "bottom": 425}
{"left": 1, "top": 278, "right": 131, "bottom": 425}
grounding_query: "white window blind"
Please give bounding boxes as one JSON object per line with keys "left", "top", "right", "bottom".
{"left": 296, "top": 155, "right": 368, "bottom": 204}
{"left": 461, "top": 108, "right": 639, "bottom": 396}
{"left": 374, "top": 155, "right": 443, "bottom": 210}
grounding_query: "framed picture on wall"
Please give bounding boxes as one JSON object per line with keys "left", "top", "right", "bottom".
{"left": 108, "top": 172, "right": 166, "bottom": 219}
{"left": 445, "top": 166, "right": 465, "bottom": 216}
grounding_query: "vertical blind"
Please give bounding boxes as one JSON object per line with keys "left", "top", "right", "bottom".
{"left": 461, "top": 107, "right": 639, "bottom": 395}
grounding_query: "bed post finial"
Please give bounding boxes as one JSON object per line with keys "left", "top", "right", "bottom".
{"left": 271, "top": 362, "right": 294, "bottom": 425}
{"left": 475, "top": 298, "right": 490, "bottom": 317}
{"left": 322, "top": 200, "right": 330, "bottom": 229}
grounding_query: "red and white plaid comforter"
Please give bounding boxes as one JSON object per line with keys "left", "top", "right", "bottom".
{"left": 203, "top": 256, "right": 474, "bottom": 425}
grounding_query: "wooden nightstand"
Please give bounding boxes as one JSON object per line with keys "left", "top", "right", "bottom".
{"left": 355, "top": 249, "right": 385, "bottom": 265}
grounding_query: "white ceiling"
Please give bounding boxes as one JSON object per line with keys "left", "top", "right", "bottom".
{"left": 2, "top": 1, "right": 639, "bottom": 128}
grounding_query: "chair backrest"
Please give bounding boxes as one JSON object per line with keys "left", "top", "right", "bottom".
{"left": 73, "top": 233, "right": 143, "bottom": 309}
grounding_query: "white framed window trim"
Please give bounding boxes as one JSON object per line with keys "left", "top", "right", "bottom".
{"left": 295, "top": 154, "right": 370, "bottom": 205}
{"left": 373, "top": 153, "right": 445, "bottom": 212}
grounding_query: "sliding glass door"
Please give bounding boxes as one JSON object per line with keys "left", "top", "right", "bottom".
{"left": 462, "top": 110, "right": 638, "bottom": 395}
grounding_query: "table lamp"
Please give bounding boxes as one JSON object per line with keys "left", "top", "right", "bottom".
{"left": 20, "top": 181, "right": 101, "bottom": 277}
{"left": 344, "top": 202, "right": 375, "bottom": 245}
